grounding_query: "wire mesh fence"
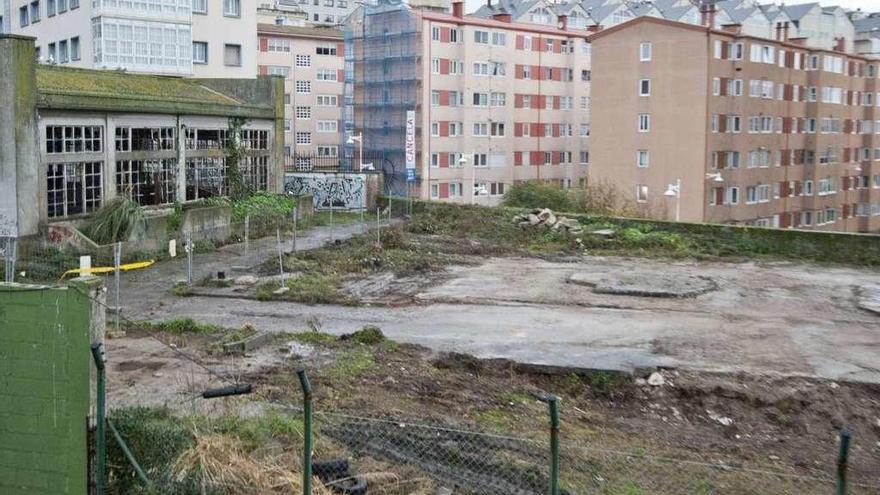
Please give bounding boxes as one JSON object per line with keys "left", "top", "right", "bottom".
{"left": 282, "top": 403, "right": 878, "bottom": 495}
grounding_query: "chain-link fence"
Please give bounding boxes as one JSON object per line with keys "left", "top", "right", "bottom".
{"left": 278, "top": 402, "right": 876, "bottom": 495}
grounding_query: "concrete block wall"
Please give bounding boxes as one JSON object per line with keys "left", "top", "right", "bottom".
{"left": 0, "top": 284, "right": 93, "bottom": 495}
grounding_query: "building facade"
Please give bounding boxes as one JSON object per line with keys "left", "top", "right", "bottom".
{"left": 590, "top": 16, "right": 880, "bottom": 233}
{"left": 7, "top": 0, "right": 256, "bottom": 77}
{"left": 0, "top": 34, "right": 284, "bottom": 239}
{"left": 344, "top": 0, "right": 591, "bottom": 203}
{"left": 257, "top": 23, "right": 344, "bottom": 165}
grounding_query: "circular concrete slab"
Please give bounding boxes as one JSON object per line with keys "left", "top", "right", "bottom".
{"left": 569, "top": 272, "right": 717, "bottom": 298}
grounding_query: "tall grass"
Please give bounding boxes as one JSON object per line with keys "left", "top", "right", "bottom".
{"left": 86, "top": 197, "right": 144, "bottom": 245}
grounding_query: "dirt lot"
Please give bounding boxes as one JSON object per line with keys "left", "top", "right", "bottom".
{"left": 105, "top": 324, "right": 880, "bottom": 493}
{"left": 102, "top": 207, "right": 880, "bottom": 493}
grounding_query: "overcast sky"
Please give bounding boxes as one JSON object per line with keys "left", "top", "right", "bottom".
{"left": 463, "top": 0, "right": 880, "bottom": 15}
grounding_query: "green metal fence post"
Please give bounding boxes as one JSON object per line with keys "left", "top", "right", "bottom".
{"left": 90, "top": 343, "right": 106, "bottom": 495}
{"left": 837, "top": 427, "right": 851, "bottom": 495}
{"left": 298, "top": 370, "right": 313, "bottom": 495}
{"left": 548, "top": 395, "right": 560, "bottom": 495}
{"left": 107, "top": 419, "right": 151, "bottom": 487}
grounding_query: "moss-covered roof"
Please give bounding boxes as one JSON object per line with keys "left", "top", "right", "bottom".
{"left": 35, "top": 65, "right": 278, "bottom": 119}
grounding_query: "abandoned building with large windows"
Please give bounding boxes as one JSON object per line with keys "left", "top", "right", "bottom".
{"left": 0, "top": 34, "right": 284, "bottom": 239}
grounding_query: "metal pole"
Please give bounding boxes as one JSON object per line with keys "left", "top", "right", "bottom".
{"left": 837, "top": 428, "right": 851, "bottom": 495}
{"left": 330, "top": 205, "right": 334, "bottom": 243}
{"left": 675, "top": 179, "right": 682, "bottom": 222}
{"left": 107, "top": 419, "right": 151, "bottom": 487}
{"left": 244, "top": 214, "right": 250, "bottom": 258}
{"left": 276, "top": 228, "right": 286, "bottom": 285}
{"left": 4, "top": 237, "right": 16, "bottom": 283}
{"left": 186, "top": 234, "right": 193, "bottom": 285}
{"left": 90, "top": 343, "right": 106, "bottom": 495}
{"left": 360, "top": 208, "right": 365, "bottom": 234}
{"left": 376, "top": 206, "right": 381, "bottom": 245}
{"left": 113, "top": 242, "right": 121, "bottom": 330}
{"left": 292, "top": 207, "right": 298, "bottom": 253}
{"left": 297, "top": 370, "right": 313, "bottom": 495}
{"left": 548, "top": 395, "right": 560, "bottom": 495}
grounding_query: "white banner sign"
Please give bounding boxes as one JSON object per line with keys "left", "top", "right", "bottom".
{"left": 405, "top": 110, "right": 416, "bottom": 170}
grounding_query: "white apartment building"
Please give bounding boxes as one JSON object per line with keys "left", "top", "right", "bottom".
{"left": 8, "top": 0, "right": 256, "bottom": 76}
{"left": 258, "top": 23, "right": 343, "bottom": 162}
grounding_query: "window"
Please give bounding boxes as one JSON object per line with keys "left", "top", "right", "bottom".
{"left": 639, "top": 79, "right": 650, "bottom": 96}
{"left": 639, "top": 42, "right": 651, "bottom": 61}
{"left": 192, "top": 0, "right": 207, "bottom": 13}
{"left": 316, "top": 95, "right": 337, "bottom": 106}
{"left": 295, "top": 106, "right": 311, "bottom": 119}
{"left": 117, "top": 159, "right": 177, "bottom": 205}
{"left": 317, "top": 146, "right": 337, "bottom": 157}
{"left": 46, "top": 162, "right": 103, "bottom": 218}
{"left": 70, "top": 36, "right": 80, "bottom": 61}
{"left": 637, "top": 150, "right": 649, "bottom": 168}
{"left": 191, "top": 41, "right": 208, "bottom": 64}
{"left": 489, "top": 92, "right": 505, "bottom": 107}
{"left": 47, "top": 0, "right": 55, "bottom": 17}
{"left": 58, "top": 39, "right": 68, "bottom": 63}
{"left": 450, "top": 182, "right": 463, "bottom": 198}
{"left": 431, "top": 183, "right": 439, "bottom": 198}
{"left": 316, "top": 120, "right": 337, "bottom": 133}
{"left": 727, "top": 186, "right": 739, "bottom": 205}
{"left": 731, "top": 42, "right": 744, "bottom": 60}
{"left": 46, "top": 126, "right": 103, "bottom": 153}
{"left": 59, "top": 0, "right": 68, "bottom": 13}
{"left": 530, "top": 7, "right": 551, "bottom": 24}
{"left": 474, "top": 30, "right": 489, "bottom": 44}
{"left": 636, "top": 184, "right": 648, "bottom": 203}
{"left": 431, "top": 91, "right": 440, "bottom": 106}
{"left": 580, "top": 124, "right": 590, "bottom": 137}
{"left": 296, "top": 81, "right": 311, "bottom": 93}
{"left": 19, "top": 6, "right": 28, "bottom": 27}
{"left": 316, "top": 69, "right": 337, "bottom": 81}
{"left": 473, "top": 154, "right": 488, "bottom": 167}
{"left": 491, "top": 32, "right": 505, "bottom": 46}
{"left": 30, "top": 1, "right": 39, "bottom": 23}
{"left": 267, "top": 38, "right": 291, "bottom": 53}
{"left": 746, "top": 186, "right": 757, "bottom": 204}
{"left": 267, "top": 66, "right": 289, "bottom": 78}
{"left": 223, "top": 0, "right": 240, "bottom": 16}
{"left": 296, "top": 54, "right": 311, "bottom": 67}
{"left": 472, "top": 92, "right": 489, "bottom": 107}
{"left": 638, "top": 114, "right": 650, "bottom": 132}
{"left": 316, "top": 43, "right": 337, "bottom": 55}
{"left": 295, "top": 132, "right": 311, "bottom": 144}
{"left": 472, "top": 122, "right": 488, "bottom": 136}
{"left": 223, "top": 44, "right": 241, "bottom": 66}
{"left": 490, "top": 122, "right": 505, "bottom": 137}
{"left": 580, "top": 151, "right": 589, "bottom": 164}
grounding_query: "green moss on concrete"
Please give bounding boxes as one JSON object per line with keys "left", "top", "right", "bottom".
{"left": 35, "top": 66, "right": 276, "bottom": 119}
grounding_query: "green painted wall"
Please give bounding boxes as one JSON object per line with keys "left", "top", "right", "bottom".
{"left": 0, "top": 284, "right": 91, "bottom": 495}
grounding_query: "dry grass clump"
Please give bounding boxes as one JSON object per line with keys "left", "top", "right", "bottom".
{"left": 170, "top": 433, "right": 333, "bottom": 494}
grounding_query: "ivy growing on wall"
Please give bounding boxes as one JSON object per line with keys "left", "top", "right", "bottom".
{"left": 225, "top": 117, "right": 251, "bottom": 200}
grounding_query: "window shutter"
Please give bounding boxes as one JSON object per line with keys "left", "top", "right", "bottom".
{"left": 514, "top": 123, "right": 523, "bottom": 137}
{"left": 439, "top": 90, "right": 450, "bottom": 106}
{"left": 530, "top": 151, "right": 543, "bottom": 164}
{"left": 337, "top": 42, "right": 344, "bottom": 56}
{"left": 259, "top": 38, "right": 268, "bottom": 52}
{"left": 440, "top": 58, "right": 449, "bottom": 74}
{"left": 440, "top": 27, "right": 450, "bottom": 42}
{"left": 718, "top": 152, "right": 727, "bottom": 169}
{"left": 718, "top": 114, "right": 727, "bottom": 133}
{"left": 439, "top": 183, "right": 450, "bottom": 198}
{"left": 531, "top": 123, "right": 541, "bottom": 136}
{"left": 439, "top": 153, "right": 449, "bottom": 168}
{"left": 258, "top": 65, "right": 267, "bottom": 75}
{"left": 516, "top": 35, "right": 524, "bottom": 50}
{"left": 843, "top": 147, "right": 851, "bottom": 162}
{"left": 514, "top": 94, "right": 523, "bottom": 108}
{"left": 715, "top": 187, "right": 724, "bottom": 205}
{"left": 515, "top": 65, "right": 524, "bottom": 79}
{"left": 514, "top": 151, "right": 523, "bottom": 166}
{"left": 719, "top": 78, "right": 728, "bottom": 96}
{"left": 720, "top": 41, "right": 729, "bottom": 59}
{"left": 440, "top": 121, "right": 449, "bottom": 137}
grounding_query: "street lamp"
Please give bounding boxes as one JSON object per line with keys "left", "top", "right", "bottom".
{"left": 346, "top": 133, "right": 363, "bottom": 171}
{"left": 706, "top": 172, "right": 724, "bottom": 183}
{"left": 664, "top": 178, "right": 681, "bottom": 222}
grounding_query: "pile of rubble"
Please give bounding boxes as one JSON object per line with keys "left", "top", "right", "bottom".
{"left": 512, "top": 208, "right": 584, "bottom": 235}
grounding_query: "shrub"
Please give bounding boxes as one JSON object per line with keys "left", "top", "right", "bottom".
{"left": 86, "top": 197, "right": 144, "bottom": 245}
{"left": 106, "top": 407, "right": 194, "bottom": 494}
{"left": 502, "top": 182, "right": 574, "bottom": 212}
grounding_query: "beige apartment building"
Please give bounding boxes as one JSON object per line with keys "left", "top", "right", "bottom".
{"left": 344, "top": 1, "right": 591, "bottom": 202}
{"left": 258, "top": 23, "right": 344, "bottom": 165}
{"left": 590, "top": 16, "right": 880, "bottom": 233}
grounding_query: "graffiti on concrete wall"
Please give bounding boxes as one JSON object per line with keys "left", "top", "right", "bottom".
{"left": 284, "top": 173, "right": 366, "bottom": 210}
